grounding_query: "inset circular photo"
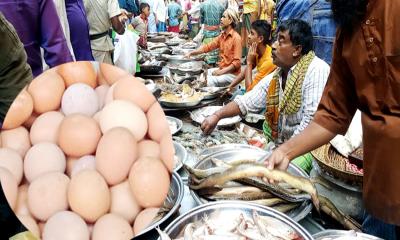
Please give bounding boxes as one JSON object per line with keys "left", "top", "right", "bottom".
{"left": 0, "top": 61, "right": 175, "bottom": 239}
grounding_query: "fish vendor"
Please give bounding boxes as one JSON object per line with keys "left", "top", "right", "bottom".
{"left": 186, "top": 8, "right": 242, "bottom": 87}
{"left": 228, "top": 19, "right": 277, "bottom": 93}
{"left": 201, "top": 19, "right": 330, "bottom": 173}
{"left": 265, "top": 0, "right": 400, "bottom": 239}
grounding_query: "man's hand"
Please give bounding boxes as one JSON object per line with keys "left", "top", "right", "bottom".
{"left": 247, "top": 42, "right": 258, "bottom": 66}
{"left": 184, "top": 52, "right": 192, "bottom": 59}
{"left": 264, "top": 146, "right": 291, "bottom": 171}
{"left": 201, "top": 114, "right": 220, "bottom": 135}
{"left": 212, "top": 69, "right": 223, "bottom": 76}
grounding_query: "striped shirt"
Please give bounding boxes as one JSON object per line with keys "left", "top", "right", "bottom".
{"left": 234, "top": 55, "right": 330, "bottom": 144}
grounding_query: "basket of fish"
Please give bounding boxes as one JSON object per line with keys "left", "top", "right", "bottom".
{"left": 190, "top": 106, "right": 242, "bottom": 127}
{"left": 184, "top": 147, "right": 314, "bottom": 222}
{"left": 156, "top": 201, "right": 313, "bottom": 240}
{"left": 136, "top": 172, "right": 184, "bottom": 237}
{"left": 313, "top": 230, "right": 383, "bottom": 240}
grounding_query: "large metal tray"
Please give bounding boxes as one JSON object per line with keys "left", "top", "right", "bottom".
{"left": 313, "top": 230, "right": 383, "bottom": 240}
{"left": 173, "top": 141, "right": 187, "bottom": 171}
{"left": 136, "top": 172, "right": 184, "bottom": 237}
{"left": 189, "top": 148, "right": 313, "bottom": 222}
{"left": 190, "top": 106, "right": 242, "bottom": 127}
{"left": 198, "top": 143, "right": 262, "bottom": 159}
{"left": 198, "top": 86, "right": 227, "bottom": 100}
{"left": 166, "top": 116, "right": 183, "bottom": 135}
{"left": 159, "top": 95, "right": 204, "bottom": 108}
{"left": 160, "top": 201, "right": 313, "bottom": 240}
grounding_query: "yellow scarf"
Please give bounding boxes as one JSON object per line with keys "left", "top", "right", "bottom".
{"left": 265, "top": 51, "right": 315, "bottom": 140}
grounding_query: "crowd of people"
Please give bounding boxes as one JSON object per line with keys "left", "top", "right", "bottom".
{"left": 0, "top": 0, "right": 399, "bottom": 239}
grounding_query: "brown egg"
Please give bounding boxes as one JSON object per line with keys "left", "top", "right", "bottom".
{"left": 113, "top": 76, "right": 156, "bottom": 112}
{"left": 28, "top": 70, "right": 65, "bottom": 114}
{"left": 3, "top": 89, "right": 33, "bottom": 129}
{"left": 128, "top": 157, "right": 170, "bottom": 208}
{"left": 28, "top": 172, "right": 70, "bottom": 221}
{"left": 110, "top": 180, "right": 141, "bottom": 224}
{"left": 42, "top": 211, "right": 90, "bottom": 240}
{"left": 15, "top": 184, "right": 31, "bottom": 217}
{"left": 100, "top": 63, "right": 129, "bottom": 85}
{"left": 0, "top": 167, "right": 18, "bottom": 211}
{"left": 0, "top": 148, "right": 23, "bottom": 184}
{"left": 17, "top": 215, "right": 40, "bottom": 238}
{"left": 92, "top": 213, "right": 133, "bottom": 240}
{"left": 96, "top": 64, "right": 108, "bottom": 86}
{"left": 58, "top": 114, "right": 101, "bottom": 157}
{"left": 95, "top": 85, "right": 109, "bottom": 109}
{"left": 96, "top": 127, "right": 138, "bottom": 185}
{"left": 146, "top": 102, "right": 170, "bottom": 142}
{"left": 1, "top": 127, "right": 31, "bottom": 158}
{"left": 99, "top": 100, "right": 147, "bottom": 141}
{"left": 71, "top": 155, "right": 96, "bottom": 177}
{"left": 104, "top": 83, "right": 116, "bottom": 105}
{"left": 137, "top": 140, "right": 160, "bottom": 159}
{"left": 68, "top": 170, "right": 110, "bottom": 223}
{"left": 133, "top": 208, "right": 159, "bottom": 236}
{"left": 58, "top": 61, "right": 97, "bottom": 88}
{"left": 159, "top": 134, "right": 176, "bottom": 173}
{"left": 24, "top": 142, "right": 66, "bottom": 182}
{"left": 30, "top": 111, "right": 64, "bottom": 145}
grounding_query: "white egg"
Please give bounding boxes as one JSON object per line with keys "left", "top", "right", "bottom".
{"left": 61, "top": 83, "right": 99, "bottom": 117}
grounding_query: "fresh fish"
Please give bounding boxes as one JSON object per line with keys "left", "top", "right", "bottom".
{"left": 204, "top": 191, "right": 274, "bottom": 201}
{"left": 249, "top": 198, "right": 287, "bottom": 207}
{"left": 156, "top": 227, "right": 172, "bottom": 240}
{"left": 258, "top": 214, "right": 300, "bottom": 240}
{"left": 183, "top": 223, "right": 195, "bottom": 240}
{"left": 184, "top": 164, "right": 228, "bottom": 179}
{"left": 273, "top": 203, "right": 300, "bottom": 213}
{"left": 189, "top": 163, "right": 320, "bottom": 210}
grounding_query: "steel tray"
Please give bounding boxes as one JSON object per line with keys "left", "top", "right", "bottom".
{"left": 166, "top": 116, "right": 183, "bottom": 135}
{"left": 173, "top": 141, "right": 187, "bottom": 171}
{"left": 190, "top": 106, "right": 242, "bottom": 127}
{"left": 313, "top": 230, "right": 383, "bottom": 240}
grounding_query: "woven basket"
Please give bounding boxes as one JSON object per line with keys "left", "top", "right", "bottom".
{"left": 311, "top": 144, "right": 363, "bottom": 185}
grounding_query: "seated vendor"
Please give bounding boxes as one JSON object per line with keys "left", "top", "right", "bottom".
{"left": 228, "top": 20, "right": 277, "bottom": 93}
{"left": 201, "top": 19, "right": 330, "bottom": 173}
{"left": 131, "top": 3, "right": 150, "bottom": 48}
{"left": 185, "top": 8, "right": 242, "bottom": 87}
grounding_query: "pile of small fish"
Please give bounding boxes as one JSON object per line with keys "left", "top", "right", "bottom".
{"left": 156, "top": 210, "right": 302, "bottom": 240}
{"left": 172, "top": 128, "right": 250, "bottom": 155}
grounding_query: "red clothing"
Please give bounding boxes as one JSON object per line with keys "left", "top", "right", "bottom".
{"left": 168, "top": 25, "right": 180, "bottom": 32}
{"left": 313, "top": 0, "right": 400, "bottom": 224}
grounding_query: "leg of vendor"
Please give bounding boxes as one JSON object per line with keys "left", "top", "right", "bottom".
{"left": 185, "top": 9, "right": 242, "bottom": 86}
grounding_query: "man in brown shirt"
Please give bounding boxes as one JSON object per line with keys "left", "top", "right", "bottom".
{"left": 186, "top": 8, "right": 242, "bottom": 87}
{"left": 264, "top": 0, "right": 400, "bottom": 239}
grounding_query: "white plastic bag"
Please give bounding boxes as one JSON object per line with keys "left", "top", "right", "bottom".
{"left": 114, "top": 29, "right": 140, "bottom": 74}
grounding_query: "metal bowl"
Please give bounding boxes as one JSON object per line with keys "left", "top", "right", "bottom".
{"left": 166, "top": 116, "right": 183, "bottom": 135}
{"left": 198, "top": 143, "right": 262, "bottom": 159}
{"left": 159, "top": 95, "right": 204, "bottom": 108}
{"left": 189, "top": 148, "right": 313, "bottom": 222}
{"left": 198, "top": 86, "right": 227, "bottom": 99}
{"left": 190, "top": 106, "right": 242, "bottom": 127}
{"left": 173, "top": 141, "right": 187, "bottom": 171}
{"left": 160, "top": 201, "right": 313, "bottom": 239}
{"left": 136, "top": 172, "right": 184, "bottom": 237}
{"left": 313, "top": 230, "right": 383, "bottom": 240}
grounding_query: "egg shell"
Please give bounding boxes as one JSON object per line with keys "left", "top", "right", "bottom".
{"left": 28, "top": 172, "right": 70, "bottom": 221}
{"left": 110, "top": 180, "right": 142, "bottom": 224}
{"left": 96, "top": 63, "right": 108, "bottom": 86}
{"left": 92, "top": 111, "right": 102, "bottom": 124}
{"left": 133, "top": 208, "right": 159, "bottom": 236}
{"left": 0, "top": 167, "right": 18, "bottom": 211}
{"left": 95, "top": 127, "right": 138, "bottom": 185}
{"left": 100, "top": 63, "right": 129, "bottom": 85}
{"left": 23, "top": 112, "right": 39, "bottom": 130}
{"left": 104, "top": 83, "right": 116, "bottom": 105}
{"left": 0, "top": 148, "right": 23, "bottom": 184}
{"left": 58, "top": 61, "right": 97, "bottom": 88}
{"left": 3, "top": 89, "right": 34, "bottom": 129}
{"left": 95, "top": 85, "right": 109, "bottom": 109}
{"left": 30, "top": 111, "right": 64, "bottom": 145}
{"left": 24, "top": 142, "right": 66, "bottom": 182}
{"left": 42, "top": 211, "right": 90, "bottom": 240}
{"left": 61, "top": 83, "right": 99, "bottom": 117}
{"left": 146, "top": 102, "right": 170, "bottom": 142}
{"left": 137, "top": 140, "right": 160, "bottom": 159}
{"left": 113, "top": 76, "right": 156, "bottom": 112}
{"left": 58, "top": 114, "right": 101, "bottom": 157}
{"left": 128, "top": 157, "right": 170, "bottom": 208}
{"left": 28, "top": 71, "right": 65, "bottom": 114}
{"left": 68, "top": 170, "right": 110, "bottom": 223}
{"left": 71, "top": 155, "right": 96, "bottom": 177}
{"left": 99, "top": 100, "right": 148, "bottom": 141}
{"left": 92, "top": 213, "right": 133, "bottom": 240}
{"left": 15, "top": 184, "right": 31, "bottom": 217}
{"left": 159, "top": 134, "right": 175, "bottom": 173}
{"left": 1, "top": 127, "right": 31, "bottom": 158}
{"left": 66, "top": 156, "right": 79, "bottom": 177}
{"left": 17, "top": 215, "right": 41, "bottom": 238}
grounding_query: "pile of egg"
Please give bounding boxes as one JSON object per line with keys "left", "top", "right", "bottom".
{"left": 0, "top": 62, "right": 174, "bottom": 240}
